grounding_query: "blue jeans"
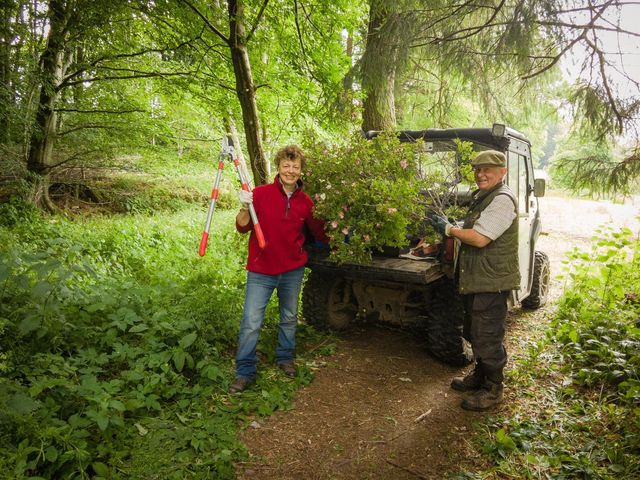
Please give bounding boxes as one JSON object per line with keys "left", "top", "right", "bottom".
{"left": 235, "top": 267, "right": 305, "bottom": 379}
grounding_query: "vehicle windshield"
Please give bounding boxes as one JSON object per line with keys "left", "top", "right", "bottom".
{"left": 414, "top": 140, "right": 460, "bottom": 183}
{"left": 412, "top": 139, "right": 485, "bottom": 195}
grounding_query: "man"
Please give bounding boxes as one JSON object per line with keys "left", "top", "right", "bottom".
{"left": 431, "top": 150, "right": 519, "bottom": 411}
{"left": 229, "top": 145, "right": 328, "bottom": 394}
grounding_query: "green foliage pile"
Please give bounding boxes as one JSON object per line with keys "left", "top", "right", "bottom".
{"left": 303, "top": 135, "right": 475, "bottom": 264}
{"left": 304, "top": 134, "right": 425, "bottom": 263}
{"left": 468, "top": 225, "right": 640, "bottom": 479}
{"left": 0, "top": 199, "right": 328, "bottom": 479}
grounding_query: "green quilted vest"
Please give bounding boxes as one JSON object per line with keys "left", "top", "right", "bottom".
{"left": 457, "top": 183, "right": 520, "bottom": 294}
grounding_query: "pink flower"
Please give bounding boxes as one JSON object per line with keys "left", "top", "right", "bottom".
{"left": 363, "top": 234, "right": 370, "bottom": 242}
{"left": 400, "top": 159, "right": 408, "bottom": 169}
{"left": 331, "top": 221, "right": 339, "bottom": 229}
{"left": 341, "top": 227, "right": 349, "bottom": 235}
{"left": 342, "top": 205, "right": 349, "bottom": 212}
{"left": 387, "top": 207, "right": 397, "bottom": 213}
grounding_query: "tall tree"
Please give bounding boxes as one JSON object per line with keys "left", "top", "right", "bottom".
{"left": 26, "top": 0, "right": 68, "bottom": 178}
{"left": 360, "top": 0, "right": 408, "bottom": 131}
{"left": 181, "top": 0, "right": 269, "bottom": 185}
{"left": 0, "top": 1, "right": 21, "bottom": 145}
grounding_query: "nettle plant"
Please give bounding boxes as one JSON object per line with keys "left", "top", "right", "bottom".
{"left": 304, "top": 133, "right": 475, "bottom": 263}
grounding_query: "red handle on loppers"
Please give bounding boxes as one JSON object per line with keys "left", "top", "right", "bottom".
{"left": 198, "top": 231, "right": 209, "bottom": 257}
{"left": 198, "top": 159, "right": 224, "bottom": 257}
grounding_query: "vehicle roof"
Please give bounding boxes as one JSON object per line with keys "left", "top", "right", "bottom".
{"left": 363, "top": 127, "right": 530, "bottom": 151}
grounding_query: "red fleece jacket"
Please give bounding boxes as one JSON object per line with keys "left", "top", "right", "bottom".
{"left": 236, "top": 176, "right": 328, "bottom": 275}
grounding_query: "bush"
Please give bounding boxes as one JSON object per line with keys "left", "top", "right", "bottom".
{"left": 553, "top": 225, "right": 640, "bottom": 403}
{"left": 303, "top": 134, "right": 474, "bottom": 263}
{"left": 0, "top": 208, "right": 250, "bottom": 478}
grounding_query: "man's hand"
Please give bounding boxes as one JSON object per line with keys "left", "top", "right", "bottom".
{"left": 238, "top": 189, "right": 253, "bottom": 207}
{"left": 429, "top": 214, "right": 454, "bottom": 237}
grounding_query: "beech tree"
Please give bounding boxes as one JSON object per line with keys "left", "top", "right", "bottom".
{"left": 180, "top": 0, "right": 270, "bottom": 185}
{"left": 179, "top": 0, "right": 362, "bottom": 185}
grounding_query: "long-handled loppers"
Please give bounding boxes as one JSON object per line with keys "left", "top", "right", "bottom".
{"left": 199, "top": 135, "right": 266, "bottom": 256}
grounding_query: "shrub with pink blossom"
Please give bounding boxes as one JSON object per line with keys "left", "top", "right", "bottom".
{"left": 303, "top": 134, "right": 475, "bottom": 264}
{"left": 303, "top": 133, "right": 425, "bottom": 263}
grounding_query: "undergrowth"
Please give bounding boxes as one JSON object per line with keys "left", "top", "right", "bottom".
{"left": 0, "top": 195, "right": 333, "bottom": 479}
{"left": 460, "top": 225, "right": 640, "bottom": 479}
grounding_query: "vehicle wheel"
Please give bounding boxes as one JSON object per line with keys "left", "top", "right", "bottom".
{"left": 522, "top": 251, "right": 550, "bottom": 309}
{"left": 302, "top": 270, "right": 357, "bottom": 330}
{"left": 426, "top": 279, "right": 472, "bottom": 367}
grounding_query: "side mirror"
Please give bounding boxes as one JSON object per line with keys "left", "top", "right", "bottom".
{"left": 533, "top": 178, "right": 546, "bottom": 197}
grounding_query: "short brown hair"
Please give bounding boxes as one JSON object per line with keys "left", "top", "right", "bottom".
{"left": 274, "top": 145, "right": 306, "bottom": 170}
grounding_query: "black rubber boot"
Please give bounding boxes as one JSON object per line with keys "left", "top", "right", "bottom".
{"left": 461, "top": 381, "right": 503, "bottom": 411}
{"left": 451, "top": 366, "right": 484, "bottom": 392}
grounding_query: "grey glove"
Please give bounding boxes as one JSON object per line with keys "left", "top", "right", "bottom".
{"left": 238, "top": 189, "right": 253, "bottom": 207}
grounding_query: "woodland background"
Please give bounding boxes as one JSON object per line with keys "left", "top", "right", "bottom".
{"left": 1, "top": 1, "right": 639, "bottom": 479}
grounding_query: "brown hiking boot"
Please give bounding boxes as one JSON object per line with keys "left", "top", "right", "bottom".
{"left": 277, "top": 361, "right": 296, "bottom": 378}
{"left": 461, "top": 382, "right": 503, "bottom": 411}
{"left": 229, "top": 377, "right": 253, "bottom": 394}
{"left": 451, "top": 369, "right": 483, "bottom": 392}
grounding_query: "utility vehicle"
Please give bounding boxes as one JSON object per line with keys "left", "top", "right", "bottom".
{"left": 302, "top": 124, "right": 550, "bottom": 366}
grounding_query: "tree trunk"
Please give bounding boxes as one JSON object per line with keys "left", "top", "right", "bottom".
{"left": 26, "top": 0, "right": 69, "bottom": 176}
{"left": 360, "top": 0, "right": 405, "bottom": 132}
{"left": 0, "top": 1, "right": 18, "bottom": 144}
{"left": 227, "top": 0, "right": 268, "bottom": 186}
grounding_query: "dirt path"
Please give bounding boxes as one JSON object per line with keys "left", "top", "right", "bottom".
{"left": 235, "top": 194, "right": 639, "bottom": 480}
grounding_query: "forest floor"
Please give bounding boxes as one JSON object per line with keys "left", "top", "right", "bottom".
{"left": 234, "top": 193, "right": 640, "bottom": 480}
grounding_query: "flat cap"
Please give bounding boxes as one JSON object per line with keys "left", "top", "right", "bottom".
{"left": 471, "top": 150, "right": 506, "bottom": 167}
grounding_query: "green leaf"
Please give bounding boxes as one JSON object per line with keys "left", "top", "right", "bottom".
{"left": 18, "top": 316, "right": 41, "bottom": 335}
{"left": 92, "top": 462, "right": 110, "bottom": 476}
{"left": 129, "top": 323, "right": 149, "bottom": 333}
{"left": 109, "top": 400, "right": 126, "bottom": 412}
{"left": 569, "top": 329, "right": 579, "bottom": 343}
{"left": 0, "top": 263, "right": 10, "bottom": 281}
{"left": 495, "top": 428, "right": 517, "bottom": 451}
{"left": 179, "top": 332, "right": 197, "bottom": 348}
{"left": 176, "top": 412, "right": 189, "bottom": 424}
{"left": 134, "top": 422, "right": 149, "bottom": 436}
{"left": 45, "top": 446, "right": 58, "bottom": 462}
{"left": 8, "top": 392, "right": 39, "bottom": 414}
{"left": 85, "top": 302, "right": 106, "bottom": 313}
{"left": 96, "top": 414, "right": 109, "bottom": 431}
{"left": 173, "top": 350, "right": 186, "bottom": 372}
{"left": 203, "top": 364, "right": 223, "bottom": 381}
{"left": 31, "top": 280, "right": 53, "bottom": 298}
